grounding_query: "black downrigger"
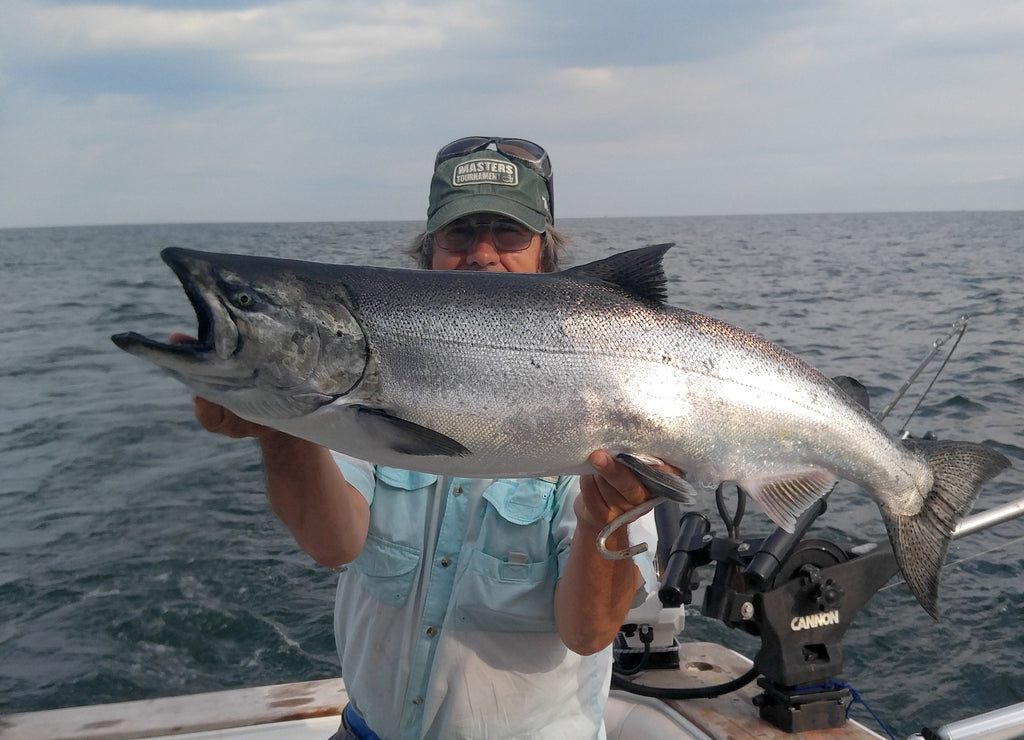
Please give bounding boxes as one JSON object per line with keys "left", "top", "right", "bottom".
{"left": 611, "top": 316, "right": 1024, "bottom": 734}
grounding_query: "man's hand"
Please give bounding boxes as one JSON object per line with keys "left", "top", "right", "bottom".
{"left": 169, "top": 333, "right": 271, "bottom": 440}
{"left": 556, "top": 450, "right": 682, "bottom": 655}
{"left": 191, "top": 395, "right": 269, "bottom": 439}
{"left": 577, "top": 450, "right": 675, "bottom": 529}
{"left": 169, "top": 333, "right": 368, "bottom": 565}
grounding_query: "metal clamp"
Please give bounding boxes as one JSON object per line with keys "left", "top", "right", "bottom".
{"left": 596, "top": 497, "right": 664, "bottom": 559}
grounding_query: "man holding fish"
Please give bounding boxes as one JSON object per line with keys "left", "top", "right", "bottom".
{"left": 128, "top": 134, "right": 1008, "bottom": 740}
{"left": 179, "top": 137, "right": 663, "bottom": 739}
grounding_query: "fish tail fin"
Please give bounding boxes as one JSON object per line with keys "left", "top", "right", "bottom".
{"left": 884, "top": 439, "right": 1010, "bottom": 619}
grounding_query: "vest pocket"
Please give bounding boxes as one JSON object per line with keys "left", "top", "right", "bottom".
{"left": 481, "top": 477, "right": 556, "bottom": 525}
{"left": 452, "top": 548, "right": 559, "bottom": 633}
{"left": 350, "top": 532, "right": 421, "bottom": 606}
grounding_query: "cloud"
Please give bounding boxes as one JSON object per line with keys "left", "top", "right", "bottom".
{"left": 1, "top": 0, "right": 1022, "bottom": 227}
{"left": 6, "top": 1, "right": 501, "bottom": 95}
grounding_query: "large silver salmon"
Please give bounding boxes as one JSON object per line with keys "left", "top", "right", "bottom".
{"left": 112, "top": 244, "right": 1009, "bottom": 617}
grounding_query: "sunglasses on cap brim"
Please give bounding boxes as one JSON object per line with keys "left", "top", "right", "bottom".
{"left": 434, "top": 136, "right": 554, "bottom": 219}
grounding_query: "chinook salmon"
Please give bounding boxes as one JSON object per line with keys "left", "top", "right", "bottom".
{"left": 112, "top": 244, "right": 1009, "bottom": 617}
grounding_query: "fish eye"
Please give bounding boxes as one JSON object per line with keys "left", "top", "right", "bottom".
{"left": 234, "top": 292, "right": 255, "bottom": 308}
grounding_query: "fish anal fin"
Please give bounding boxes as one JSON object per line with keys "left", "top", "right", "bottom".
{"left": 354, "top": 406, "right": 471, "bottom": 457}
{"left": 613, "top": 451, "right": 698, "bottom": 504}
{"left": 738, "top": 470, "right": 837, "bottom": 533}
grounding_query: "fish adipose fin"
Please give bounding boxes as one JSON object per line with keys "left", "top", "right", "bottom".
{"left": 614, "top": 452, "right": 698, "bottom": 504}
{"left": 354, "top": 406, "right": 471, "bottom": 457}
{"left": 885, "top": 439, "right": 1011, "bottom": 619}
{"left": 566, "top": 243, "right": 674, "bottom": 306}
{"left": 738, "top": 470, "right": 838, "bottom": 532}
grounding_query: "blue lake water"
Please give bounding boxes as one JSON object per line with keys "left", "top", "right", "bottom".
{"left": 1, "top": 213, "right": 1022, "bottom": 737}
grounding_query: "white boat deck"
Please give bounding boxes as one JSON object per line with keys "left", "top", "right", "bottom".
{"left": 0, "top": 679, "right": 348, "bottom": 740}
{"left": 611, "top": 642, "right": 882, "bottom": 740}
{"left": 0, "top": 642, "right": 883, "bottom": 740}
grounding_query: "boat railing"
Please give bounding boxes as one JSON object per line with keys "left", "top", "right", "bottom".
{"left": 906, "top": 701, "right": 1024, "bottom": 740}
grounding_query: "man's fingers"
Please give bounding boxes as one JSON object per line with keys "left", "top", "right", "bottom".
{"left": 192, "top": 396, "right": 254, "bottom": 438}
{"left": 586, "top": 451, "right": 650, "bottom": 508}
{"left": 194, "top": 396, "right": 228, "bottom": 433}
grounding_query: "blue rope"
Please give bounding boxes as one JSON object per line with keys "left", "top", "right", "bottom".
{"left": 794, "top": 680, "right": 897, "bottom": 740}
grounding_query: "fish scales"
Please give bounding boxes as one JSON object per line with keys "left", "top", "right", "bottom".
{"left": 111, "top": 244, "right": 1010, "bottom": 617}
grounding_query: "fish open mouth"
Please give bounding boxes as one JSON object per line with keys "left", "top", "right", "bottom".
{"left": 111, "top": 247, "right": 237, "bottom": 365}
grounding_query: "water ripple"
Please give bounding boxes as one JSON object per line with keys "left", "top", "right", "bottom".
{"left": 2, "top": 214, "right": 1022, "bottom": 738}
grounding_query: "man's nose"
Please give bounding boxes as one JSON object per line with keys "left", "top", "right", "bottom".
{"left": 463, "top": 229, "right": 500, "bottom": 263}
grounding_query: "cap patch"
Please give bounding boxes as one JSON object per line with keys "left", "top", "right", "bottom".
{"left": 452, "top": 158, "right": 519, "bottom": 187}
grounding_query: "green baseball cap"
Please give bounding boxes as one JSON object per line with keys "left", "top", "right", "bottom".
{"left": 426, "top": 150, "right": 552, "bottom": 233}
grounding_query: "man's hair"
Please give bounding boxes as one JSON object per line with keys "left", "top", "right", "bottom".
{"left": 406, "top": 226, "right": 570, "bottom": 273}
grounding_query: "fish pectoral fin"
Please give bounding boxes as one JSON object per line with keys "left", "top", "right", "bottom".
{"left": 738, "top": 471, "right": 837, "bottom": 532}
{"left": 354, "top": 406, "right": 471, "bottom": 457}
{"left": 613, "top": 452, "right": 698, "bottom": 505}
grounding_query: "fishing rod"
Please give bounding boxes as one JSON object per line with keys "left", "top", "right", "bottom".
{"left": 876, "top": 312, "right": 1024, "bottom": 564}
{"left": 875, "top": 314, "right": 969, "bottom": 428}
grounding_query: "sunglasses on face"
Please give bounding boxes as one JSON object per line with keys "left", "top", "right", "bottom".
{"left": 434, "top": 136, "right": 554, "bottom": 218}
{"left": 434, "top": 217, "right": 537, "bottom": 254}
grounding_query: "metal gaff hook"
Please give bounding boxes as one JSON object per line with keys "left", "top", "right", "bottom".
{"left": 596, "top": 496, "right": 666, "bottom": 559}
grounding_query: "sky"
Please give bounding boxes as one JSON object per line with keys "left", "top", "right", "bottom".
{"left": 1, "top": 0, "right": 1022, "bottom": 228}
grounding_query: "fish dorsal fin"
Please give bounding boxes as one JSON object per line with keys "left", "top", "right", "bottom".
{"left": 564, "top": 243, "right": 673, "bottom": 305}
{"left": 737, "top": 470, "right": 837, "bottom": 532}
